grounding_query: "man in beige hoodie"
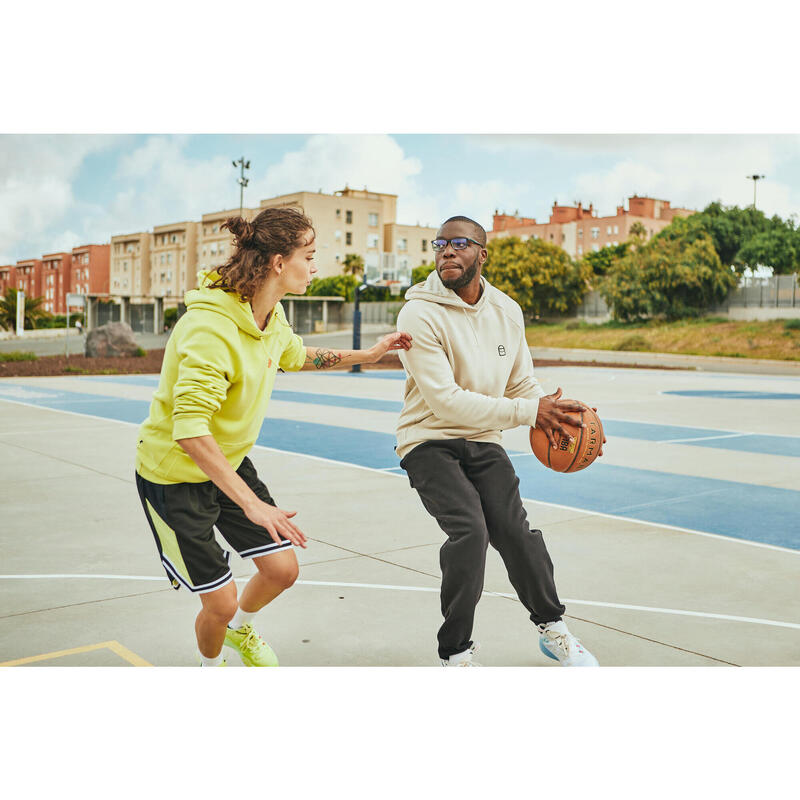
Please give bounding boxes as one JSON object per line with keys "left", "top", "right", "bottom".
{"left": 396, "top": 216, "right": 600, "bottom": 667}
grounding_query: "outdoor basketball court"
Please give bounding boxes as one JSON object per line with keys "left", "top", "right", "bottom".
{"left": 0, "top": 363, "right": 798, "bottom": 667}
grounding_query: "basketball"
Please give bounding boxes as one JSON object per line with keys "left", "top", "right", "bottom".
{"left": 529, "top": 406, "right": 604, "bottom": 473}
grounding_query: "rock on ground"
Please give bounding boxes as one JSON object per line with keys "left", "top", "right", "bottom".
{"left": 85, "top": 322, "right": 140, "bottom": 358}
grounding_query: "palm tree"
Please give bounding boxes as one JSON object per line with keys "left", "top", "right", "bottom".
{"left": 342, "top": 253, "right": 365, "bottom": 276}
{"left": 0, "top": 288, "right": 48, "bottom": 331}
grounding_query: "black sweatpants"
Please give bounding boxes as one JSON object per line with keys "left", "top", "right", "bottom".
{"left": 400, "top": 439, "right": 565, "bottom": 659}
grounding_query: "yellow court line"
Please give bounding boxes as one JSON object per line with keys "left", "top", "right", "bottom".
{"left": 0, "top": 640, "right": 152, "bottom": 667}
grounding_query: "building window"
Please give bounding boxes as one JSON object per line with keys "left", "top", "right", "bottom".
{"left": 607, "top": 226, "right": 612, "bottom": 235}
{"left": 336, "top": 209, "right": 341, "bottom": 218}
{"left": 368, "top": 213, "right": 378, "bottom": 227}
{"left": 345, "top": 210, "right": 353, "bottom": 224}
{"left": 398, "top": 238, "right": 408, "bottom": 252}
{"left": 613, "top": 225, "right": 619, "bottom": 234}
{"left": 334, "top": 230, "right": 342, "bottom": 240}
{"left": 345, "top": 232, "right": 352, "bottom": 245}
{"left": 161, "top": 255, "right": 165, "bottom": 265}
{"left": 335, "top": 254, "right": 341, "bottom": 263}
{"left": 367, "top": 234, "right": 379, "bottom": 249}
{"left": 421, "top": 239, "right": 427, "bottom": 252}
{"left": 591, "top": 227, "right": 599, "bottom": 239}
{"left": 577, "top": 245, "right": 583, "bottom": 256}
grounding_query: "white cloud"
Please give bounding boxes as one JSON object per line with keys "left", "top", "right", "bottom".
{"left": 0, "top": 135, "right": 120, "bottom": 263}
{"left": 569, "top": 137, "right": 799, "bottom": 219}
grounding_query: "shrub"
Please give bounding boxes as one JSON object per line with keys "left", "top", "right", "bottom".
{"left": 0, "top": 351, "right": 37, "bottom": 362}
{"left": 614, "top": 335, "right": 651, "bottom": 351}
{"left": 783, "top": 318, "right": 800, "bottom": 331}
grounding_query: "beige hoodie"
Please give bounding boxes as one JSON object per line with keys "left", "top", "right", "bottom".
{"left": 395, "top": 270, "right": 545, "bottom": 459}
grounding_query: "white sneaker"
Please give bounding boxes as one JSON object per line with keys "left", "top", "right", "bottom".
{"left": 440, "top": 642, "right": 481, "bottom": 667}
{"left": 538, "top": 621, "right": 599, "bottom": 667}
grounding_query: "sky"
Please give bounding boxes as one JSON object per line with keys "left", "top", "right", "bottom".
{"left": 2, "top": 133, "right": 799, "bottom": 264}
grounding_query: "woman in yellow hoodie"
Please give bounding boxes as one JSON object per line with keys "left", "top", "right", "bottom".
{"left": 135, "top": 206, "right": 411, "bottom": 666}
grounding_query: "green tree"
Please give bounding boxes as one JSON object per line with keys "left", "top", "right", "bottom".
{"left": 484, "top": 236, "right": 591, "bottom": 318}
{"left": 342, "top": 254, "right": 364, "bottom": 276}
{"left": 734, "top": 225, "right": 800, "bottom": 275}
{"left": 600, "top": 231, "right": 737, "bottom": 322}
{"left": 306, "top": 274, "right": 360, "bottom": 300}
{"left": 0, "top": 288, "right": 48, "bottom": 331}
{"left": 628, "top": 221, "right": 648, "bottom": 242}
{"left": 412, "top": 262, "right": 435, "bottom": 284}
{"left": 582, "top": 243, "right": 629, "bottom": 277}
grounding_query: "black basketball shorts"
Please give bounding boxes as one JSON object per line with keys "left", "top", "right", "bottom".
{"left": 135, "top": 457, "right": 292, "bottom": 594}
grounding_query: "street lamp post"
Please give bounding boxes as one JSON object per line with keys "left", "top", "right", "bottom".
{"left": 233, "top": 157, "right": 250, "bottom": 214}
{"left": 746, "top": 174, "right": 765, "bottom": 209}
{"left": 351, "top": 279, "right": 368, "bottom": 373}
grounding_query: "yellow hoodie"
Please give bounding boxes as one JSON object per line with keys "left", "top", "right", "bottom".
{"left": 135, "top": 274, "right": 306, "bottom": 484}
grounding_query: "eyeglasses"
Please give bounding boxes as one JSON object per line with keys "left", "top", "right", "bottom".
{"left": 431, "top": 237, "right": 484, "bottom": 252}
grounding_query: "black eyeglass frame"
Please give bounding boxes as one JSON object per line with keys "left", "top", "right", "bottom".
{"left": 431, "top": 236, "right": 485, "bottom": 252}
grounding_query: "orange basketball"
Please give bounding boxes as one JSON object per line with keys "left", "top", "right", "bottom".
{"left": 529, "top": 406, "right": 604, "bottom": 473}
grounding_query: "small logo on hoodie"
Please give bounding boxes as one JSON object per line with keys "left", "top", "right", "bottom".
{"left": 498, "top": 345, "right": 506, "bottom": 356}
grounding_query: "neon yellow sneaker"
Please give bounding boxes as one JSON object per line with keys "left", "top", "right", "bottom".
{"left": 224, "top": 623, "right": 279, "bottom": 667}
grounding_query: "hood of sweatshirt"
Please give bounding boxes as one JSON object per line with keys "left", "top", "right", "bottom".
{"left": 404, "top": 268, "right": 490, "bottom": 312}
{"left": 183, "top": 271, "right": 272, "bottom": 340}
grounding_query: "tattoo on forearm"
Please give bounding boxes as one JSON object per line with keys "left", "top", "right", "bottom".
{"left": 307, "top": 348, "right": 343, "bottom": 369}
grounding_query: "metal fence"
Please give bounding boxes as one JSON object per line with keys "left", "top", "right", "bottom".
{"left": 717, "top": 273, "right": 798, "bottom": 309}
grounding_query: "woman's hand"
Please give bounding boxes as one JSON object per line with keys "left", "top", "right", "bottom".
{"left": 244, "top": 499, "right": 307, "bottom": 549}
{"left": 367, "top": 331, "right": 413, "bottom": 362}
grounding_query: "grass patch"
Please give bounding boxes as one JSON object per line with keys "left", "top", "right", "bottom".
{"left": 0, "top": 351, "right": 38, "bottom": 362}
{"left": 525, "top": 318, "right": 800, "bottom": 361}
{"left": 135, "top": 347, "right": 147, "bottom": 357}
{"left": 63, "top": 366, "right": 120, "bottom": 375}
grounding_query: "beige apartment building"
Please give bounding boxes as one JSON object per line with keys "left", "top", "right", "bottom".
{"left": 110, "top": 232, "right": 152, "bottom": 300}
{"left": 259, "top": 186, "right": 397, "bottom": 280}
{"left": 383, "top": 223, "right": 438, "bottom": 285}
{"left": 150, "top": 221, "right": 198, "bottom": 307}
{"left": 488, "top": 195, "right": 694, "bottom": 258}
{"left": 197, "top": 207, "right": 255, "bottom": 282}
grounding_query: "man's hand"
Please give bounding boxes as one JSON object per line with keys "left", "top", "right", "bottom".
{"left": 535, "top": 387, "right": 589, "bottom": 450}
{"left": 367, "top": 331, "right": 413, "bottom": 363}
{"left": 243, "top": 499, "right": 308, "bottom": 549}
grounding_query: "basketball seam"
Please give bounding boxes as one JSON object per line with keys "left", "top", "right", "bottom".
{"left": 563, "top": 410, "right": 585, "bottom": 473}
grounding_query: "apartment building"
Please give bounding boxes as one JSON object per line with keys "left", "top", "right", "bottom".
{"left": 150, "top": 221, "right": 198, "bottom": 307}
{"left": 489, "top": 195, "right": 695, "bottom": 258}
{"left": 15, "top": 258, "right": 43, "bottom": 300}
{"left": 0, "top": 265, "right": 14, "bottom": 295}
{"left": 259, "top": 186, "right": 397, "bottom": 280}
{"left": 110, "top": 232, "right": 152, "bottom": 300}
{"left": 71, "top": 245, "right": 110, "bottom": 299}
{"left": 382, "top": 222, "right": 438, "bottom": 285}
{"left": 41, "top": 252, "right": 71, "bottom": 314}
{"left": 197, "top": 207, "right": 255, "bottom": 282}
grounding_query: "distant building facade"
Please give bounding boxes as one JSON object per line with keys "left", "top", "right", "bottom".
{"left": 110, "top": 232, "right": 152, "bottom": 301}
{"left": 41, "top": 252, "right": 71, "bottom": 314}
{"left": 150, "top": 221, "right": 198, "bottom": 308}
{"left": 15, "top": 258, "right": 43, "bottom": 301}
{"left": 488, "top": 195, "right": 695, "bottom": 258}
{"left": 196, "top": 207, "right": 255, "bottom": 282}
{"left": 70, "top": 244, "right": 110, "bottom": 299}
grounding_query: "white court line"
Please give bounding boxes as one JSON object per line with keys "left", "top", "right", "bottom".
{"left": 2, "top": 393, "right": 798, "bottom": 556}
{"left": 2, "top": 573, "right": 799, "bottom": 631}
{"left": 655, "top": 433, "right": 750, "bottom": 445}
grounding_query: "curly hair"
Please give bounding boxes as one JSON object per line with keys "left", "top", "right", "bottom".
{"left": 206, "top": 206, "right": 315, "bottom": 302}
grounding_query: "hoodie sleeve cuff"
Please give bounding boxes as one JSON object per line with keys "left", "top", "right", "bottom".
{"left": 517, "top": 397, "right": 540, "bottom": 427}
{"left": 172, "top": 416, "right": 212, "bottom": 441}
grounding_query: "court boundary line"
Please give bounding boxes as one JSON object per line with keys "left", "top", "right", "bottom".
{"left": 2, "top": 573, "right": 798, "bottom": 632}
{"left": 1, "top": 395, "right": 798, "bottom": 556}
{"left": 0, "top": 639, "right": 152, "bottom": 667}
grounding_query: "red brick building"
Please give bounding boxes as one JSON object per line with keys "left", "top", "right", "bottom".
{"left": 70, "top": 244, "right": 110, "bottom": 302}
{"left": 15, "top": 258, "right": 43, "bottom": 300}
{"left": 41, "top": 252, "right": 71, "bottom": 314}
{"left": 0, "top": 265, "right": 15, "bottom": 295}
{"left": 489, "top": 195, "right": 695, "bottom": 258}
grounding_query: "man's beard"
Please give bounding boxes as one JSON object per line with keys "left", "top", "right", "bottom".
{"left": 438, "top": 255, "right": 479, "bottom": 289}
